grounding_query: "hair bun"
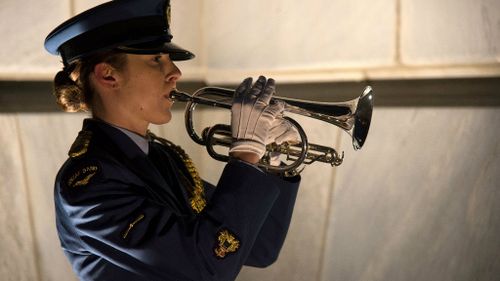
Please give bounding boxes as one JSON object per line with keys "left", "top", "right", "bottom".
{"left": 53, "top": 70, "right": 87, "bottom": 112}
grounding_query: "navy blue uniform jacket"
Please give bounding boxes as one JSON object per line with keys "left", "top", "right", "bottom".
{"left": 54, "top": 119, "right": 300, "bottom": 281}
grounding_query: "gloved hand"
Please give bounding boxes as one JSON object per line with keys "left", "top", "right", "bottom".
{"left": 229, "top": 76, "right": 285, "bottom": 159}
{"left": 265, "top": 117, "right": 301, "bottom": 166}
{"left": 266, "top": 117, "right": 300, "bottom": 146}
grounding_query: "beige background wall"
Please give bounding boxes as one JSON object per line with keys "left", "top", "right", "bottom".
{"left": 0, "top": 0, "right": 499, "bottom": 281}
{"left": 1, "top": 0, "right": 499, "bottom": 81}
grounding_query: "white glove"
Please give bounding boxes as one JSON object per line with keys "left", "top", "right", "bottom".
{"left": 265, "top": 117, "right": 301, "bottom": 166}
{"left": 230, "top": 76, "right": 285, "bottom": 159}
{"left": 266, "top": 117, "right": 300, "bottom": 145}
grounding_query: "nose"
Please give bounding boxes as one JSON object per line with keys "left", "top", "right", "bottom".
{"left": 165, "top": 60, "right": 182, "bottom": 83}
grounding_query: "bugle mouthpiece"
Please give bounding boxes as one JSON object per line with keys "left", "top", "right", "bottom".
{"left": 169, "top": 89, "right": 192, "bottom": 102}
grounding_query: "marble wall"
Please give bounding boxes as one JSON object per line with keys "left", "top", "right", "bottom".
{"left": 1, "top": 0, "right": 499, "bottom": 81}
{"left": 322, "top": 107, "right": 500, "bottom": 281}
{"left": 0, "top": 115, "right": 39, "bottom": 281}
{"left": 1, "top": 104, "right": 499, "bottom": 281}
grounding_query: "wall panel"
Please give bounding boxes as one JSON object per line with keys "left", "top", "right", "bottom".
{"left": 0, "top": 114, "right": 39, "bottom": 281}
{"left": 402, "top": 0, "right": 500, "bottom": 64}
{"left": 204, "top": 0, "right": 396, "bottom": 70}
{"left": 1, "top": 92, "right": 500, "bottom": 281}
{"left": 322, "top": 107, "right": 500, "bottom": 281}
{"left": 0, "top": 0, "right": 69, "bottom": 78}
{"left": 2, "top": 0, "right": 499, "bottom": 81}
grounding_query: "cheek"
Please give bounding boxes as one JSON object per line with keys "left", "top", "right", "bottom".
{"left": 142, "top": 93, "right": 173, "bottom": 122}
{"left": 131, "top": 82, "right": 160, "bottom": 109}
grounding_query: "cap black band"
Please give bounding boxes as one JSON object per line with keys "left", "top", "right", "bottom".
{"left": 60, "top": 16, "right": 170, "bottom": 64}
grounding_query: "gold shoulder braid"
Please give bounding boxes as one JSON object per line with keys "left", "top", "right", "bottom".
{"left": 147, "top": 131, "right": 206, "bottom": 214}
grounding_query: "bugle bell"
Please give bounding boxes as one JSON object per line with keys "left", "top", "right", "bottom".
{"left": 170, "top": 85, "right": 374, "bottom": 174}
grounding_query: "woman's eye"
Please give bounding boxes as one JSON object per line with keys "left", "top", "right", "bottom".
{"left": 153, "top": 56, "right": 162, "bottom": 63}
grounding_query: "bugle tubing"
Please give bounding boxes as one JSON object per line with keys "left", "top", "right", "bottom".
{"left": 170, "top": 86, "right": 374, "bottom": 173}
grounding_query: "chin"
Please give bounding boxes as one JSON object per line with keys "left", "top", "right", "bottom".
{"left": 151, "top": 112, "right": 172, "bottom": 125}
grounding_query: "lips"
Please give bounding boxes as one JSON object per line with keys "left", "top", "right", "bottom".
{"left": 163, "top": 93, "right": 174, "bottom": 105}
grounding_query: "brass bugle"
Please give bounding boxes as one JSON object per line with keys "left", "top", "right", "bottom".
{"left": 170, "top": 86, "right": 374, "bottom": 173}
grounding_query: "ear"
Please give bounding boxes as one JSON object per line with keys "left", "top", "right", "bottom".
{"left": 93, "top": 63, "right": 119, "bottom": 89}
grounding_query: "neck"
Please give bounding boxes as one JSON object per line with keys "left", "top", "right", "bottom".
{"left": 92, "top": 111, "right": 149, "bottom": 137}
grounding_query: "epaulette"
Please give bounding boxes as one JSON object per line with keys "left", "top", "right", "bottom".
{"left": 68, "top": 130, "right": 93, "bottom": 159}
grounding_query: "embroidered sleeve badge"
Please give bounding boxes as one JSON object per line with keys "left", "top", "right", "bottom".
{"left": 214, "top": 229, "right": 240, "bottom": 259}
{"left": 67, "top": 165, "right": 99, "bottom": 188}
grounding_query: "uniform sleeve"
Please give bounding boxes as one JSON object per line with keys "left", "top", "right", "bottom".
{"left": 244, "top": 174, "right": 300, "bottom": 267}
{"left": 57, "top": 159, "right": 282, "bottom": 281}
{"left": 201, "top": 162, "right": 301, "bottom": 267}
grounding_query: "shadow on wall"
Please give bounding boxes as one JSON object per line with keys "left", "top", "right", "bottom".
{"left": 1, "top": 77, "right": 500, "bottom": 113}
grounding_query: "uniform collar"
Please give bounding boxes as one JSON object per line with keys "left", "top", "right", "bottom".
{"left": 89, "top": 118, "right": 150, "bottom": 155}
{"left": 109, "top": 124, "right": 150, "bottom": 155}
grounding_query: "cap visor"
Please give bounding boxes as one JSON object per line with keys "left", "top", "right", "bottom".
{"left": 118, "top": 41, "right": 195, "bottom": 61}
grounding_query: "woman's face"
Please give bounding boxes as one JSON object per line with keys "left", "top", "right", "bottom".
{"left": 117, "top": 53, "right": 181, "bottom": 126}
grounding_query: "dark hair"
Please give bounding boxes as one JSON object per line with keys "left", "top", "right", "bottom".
{"left": 53, "top": 50, "right": 127, "bottom": 112}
